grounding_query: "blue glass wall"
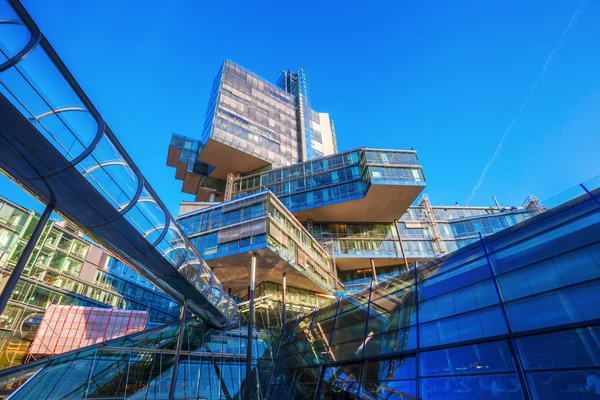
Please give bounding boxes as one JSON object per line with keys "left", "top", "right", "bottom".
{"left": 271, "top": 185, "right": 600, "bottom": 399}
{"left": 232, "top": 148, "right": 424, "bottom": 214}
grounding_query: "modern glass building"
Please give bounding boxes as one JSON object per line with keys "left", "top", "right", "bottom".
{"left": 0, "top": 0, "right": 596, "bottom": 399}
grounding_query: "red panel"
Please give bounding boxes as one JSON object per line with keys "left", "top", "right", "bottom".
{"left": 28, "top": 305, "right": 148, "bottom": 356}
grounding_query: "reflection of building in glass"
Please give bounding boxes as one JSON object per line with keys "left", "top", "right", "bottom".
{"left": 0, "top": 196, "right": 179, "bottom": 370}
{"left": 270, "top": 188, "right": 600, "bottom": 399}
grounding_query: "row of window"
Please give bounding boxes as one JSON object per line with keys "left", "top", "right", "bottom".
{"left": 222, "top": 61, "right": 295, "bottom": 106}
{"left": 400, "top": 206, "right": 507, "bottom": 222}
{"left": 212, "top": 127, "right": 298, "bottom": 167}
{"left": 450, "top": 213, "right": 528, "bottom": 238}
{"left": 178, "top": 195, "right": 268, "bottom": 236}
{"left": 364, "top": 150, "right": 419, "bottom": 166}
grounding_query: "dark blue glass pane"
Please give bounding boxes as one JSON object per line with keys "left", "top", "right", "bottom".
{"left": 363, "top": 356, "right": 416, "bottom": 381}
{"left": 420, "top": 340, "right": 515, "bottom": 377}
{"left": 419, "top": 259, "right": 490, "bottom": 300}
{"left": 488, "top": 206, "right": 600, "bottom": 275}
{"left": 516, "top": 326, "right": 600, "bottom": 370}
{"left": 363, "top": 380, "right": 416, "bottom": 398}
{"left": 420, "top": 374, "right": 524, "bottom": 400}
{"left": 526, "top": 370, "right": 600, "bottom": 399}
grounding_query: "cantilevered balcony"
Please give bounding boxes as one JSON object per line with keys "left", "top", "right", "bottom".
{"left": 177, "top": 191, "right": 337, "bottom": 296}
{"left": 166, "top": 134, "right": 226, "bottom": 202}
{"left": 232, "top": 148, "right": 426, "bottom": 222}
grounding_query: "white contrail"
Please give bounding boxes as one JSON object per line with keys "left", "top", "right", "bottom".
{"left": 466, "top": 0, "right": 586, "bottom": 205}
{"left": 202, "top": 0, "right": 225, "bottom": 22}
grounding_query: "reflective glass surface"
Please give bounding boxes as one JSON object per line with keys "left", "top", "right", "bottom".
{"left": 273, "top": 186, "right": 600, "bottom": 399}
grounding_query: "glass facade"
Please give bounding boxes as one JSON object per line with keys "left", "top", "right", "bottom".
{"left": 178, "top": 192, "right": 336, "bottom": 293}
{"left": 202, "top": 60, "right": 300, "bottom": 168}
{"left": 232, "top": 148, "right": 424, "bottom": 213}
{"left": 271, "top": 187, "right": 600, "bottom": 399}
{"left": 0, "top": 316, "right": 276, "bottom": 400}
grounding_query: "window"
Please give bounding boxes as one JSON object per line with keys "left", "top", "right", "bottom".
{"left": 420, "top": 341, "right": 515, "bottom": 377}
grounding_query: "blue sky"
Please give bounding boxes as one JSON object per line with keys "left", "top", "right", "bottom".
{"left": 2, "top": 0, "right": 599, "bottom": 216}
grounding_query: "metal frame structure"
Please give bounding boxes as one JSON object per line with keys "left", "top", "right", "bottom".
{"left": 270, "top": 182, "right": 600, "bottom": 399}
{"left": 0, "top": 0, "right": 237, "bottom": 328}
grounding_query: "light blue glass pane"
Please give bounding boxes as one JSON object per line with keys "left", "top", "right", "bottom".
{"left": 506, "top": 280, "right": 600, "bottom": 332}
{"left": 419, "top": 306, "right": 508, "bottom": 347}
{"left": 419, "top": 259, "right": 490, "bottom": 300}
{"left": 419, "top": 280, "right": 499, "bottom": 323}
{"left": 497, "top": 243, "right": 600, "bottom": 302}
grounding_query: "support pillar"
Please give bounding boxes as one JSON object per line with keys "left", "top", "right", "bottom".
{"left": 369, "top": 258, "right": 378, "bottom": 285}
{"left": 0, "top": 202, "right": 54, "bottom": 316}
{"left": 244, "top": 253, "right": 257, "bottom": 400}
{"left": 168, "top": 299, "right": 188, "bottom": 400}
{"left": 282, "top": 273, "right": 287, "bottom": 332}
{"left": 393, "top": 219, "right": 410, "bottom": 272}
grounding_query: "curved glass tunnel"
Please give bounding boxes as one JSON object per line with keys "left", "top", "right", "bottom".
{"left": 0, "top": 0, "right": 237, "bottom": 327}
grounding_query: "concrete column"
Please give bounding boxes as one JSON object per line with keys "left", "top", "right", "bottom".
{"left": 370, "top": 258, "right": 378, "bottom": 285}
{"left": 393, "top": 219, "right": 410, "bottom": 272}
{"left": 282, "top": 273, "right": 287, "bottom": 332}
{"left": 0, "top": 202, "right": 54, "bottom": 316}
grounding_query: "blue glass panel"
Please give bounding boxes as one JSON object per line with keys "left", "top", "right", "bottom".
{"left": 506, "top": 280, "right": 600, "bottom": 332}
{"left": 419, "top": 279, "right": 499, "bottom": 323}
{"left": 419, "top": 306, "right": 508, "bottom": 348}
{"left": 488, "top": 208, "right": 600, "bottom": 275}
{"left": 516, "top": 326, "right": 600, "bottom": 370}
{"left": 420, "top": 341, "right": 515, "bottom": 377}
{"left": 419, "top": 247, "right": 486, "bottom": 282}
{"left": 420, "top": 374, "right": 524, "bottom": 400}
{"left": 497, "top": 243, "right": 600, "bottom": 302}
{"left": 527, "top": 370, "right": 600, "bottom": 399}
{"left": 363, "top": 380, "right": 416, "bottom": 398}
{"left": 363, "top": 356, "right": 416, "bottom": 381}
{"left": 419, "top": 258, "right": 490, "bottom": 300}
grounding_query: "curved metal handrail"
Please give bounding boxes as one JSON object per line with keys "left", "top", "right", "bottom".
{"left": 30, "top": 106, "right": 87, "bottom": 121}
{"left": 0, "top": 19, "right": 40, "bottom": 73}
{"left": 81, "top": 160, "right": 144, "bottom": 216}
